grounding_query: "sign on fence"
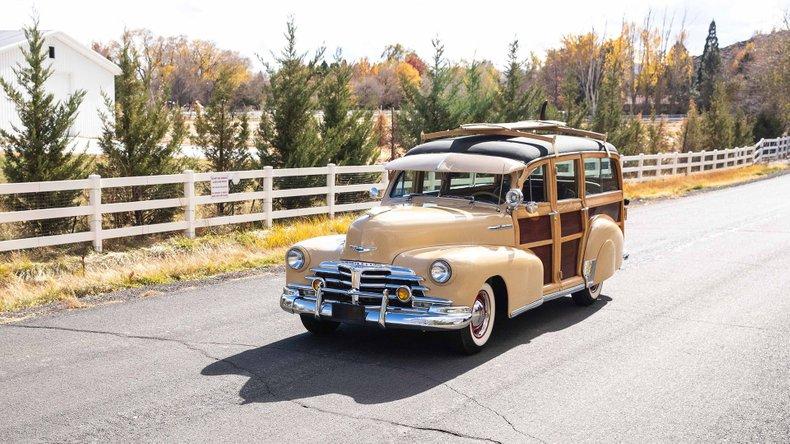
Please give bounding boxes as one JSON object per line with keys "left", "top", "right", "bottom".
{"left": 210, "top": 174, "right": 229, "bottom": 198}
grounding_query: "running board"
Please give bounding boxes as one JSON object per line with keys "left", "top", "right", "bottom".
{"left": 509, "top": 283, "right": 586, "bottom": 318}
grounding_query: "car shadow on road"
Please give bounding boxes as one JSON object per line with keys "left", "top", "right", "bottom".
{"left": 201, "top": 295, "right": 611, "bottom": 405}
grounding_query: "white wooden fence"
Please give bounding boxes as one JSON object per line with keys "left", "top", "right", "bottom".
{"left": 0, "top": 164, "right": 387, "bottom": 252}
{"left": 0, "top": 137, "right": 787, "bottom": 253}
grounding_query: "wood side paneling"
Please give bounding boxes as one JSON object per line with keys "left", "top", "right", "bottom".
{"left": 518, "top": 215, "right": 552, "bottom": 244}
{"left": 560, "top": 239, "right": 580, "bottom": 278}
{"left": 560, "top": 210, "right": 583, "bottom": 237}
{"left": 589, "top": 201, "right": 621, "bottom": 222}
{"left": 531, "top": 244, "right": 553, "bottom": 285}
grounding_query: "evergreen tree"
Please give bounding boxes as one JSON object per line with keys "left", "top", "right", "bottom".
{"left": 398, "top": 39, "right": 462, "bottom": 148}
{"left": 318, "top": 55, "right": 379, "bottom": 165}
{"left": 193, "top": 69, "right": 251, "bottom": 215}
{"left": 99, "top": 31, "right": 186, "bottom": 227}
{"left": 704, "top": 81, "right": 735, "bottom": 149}
{"left": 0, "top": 20, "right": 92, "bottom": 236}
{"left": 695, "top": 20, "right": 722, "bottom": 111}
{"left": 560, "top": 75, "right": 587, "bottom": 128}
{"left": 752, "top": 110, "right": 784, "bottom": 140}
{"left": 494, "top": 40, "right": 543, "bottom": 122}
{"left": 460, "top": 60, "right": 495, "bottom": 123}
{"left": 255, "top": 18, "right": 324, "bottom": 168}
{"left": 592, "top": 48, "right": 623, "bottom": 135}
{"left": 732, "top": 111, "right": 754, "bottom": 146}
{"left": 681, "top": 101, "right": 707, "bottom": 152}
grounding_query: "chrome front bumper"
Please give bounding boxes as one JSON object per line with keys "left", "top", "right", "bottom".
{"left": 280, "top": 286, "right": 472, "bottom": 331}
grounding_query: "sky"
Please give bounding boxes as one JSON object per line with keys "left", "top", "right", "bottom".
{"left": 2, "top": 0, "right": 788, "bottom": 70}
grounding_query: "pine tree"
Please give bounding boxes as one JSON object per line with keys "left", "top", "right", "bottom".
{"left": 460, "top": 60, "right": 495, "bottom": 123}
{"left": 255, "top": 18, "right": 324, "bottom": 168}
{"left": 681, "top": 101, "right": 707, "bottom": 152}
{"left": 695, "top": 20, "right": 722, "bottom": 111}
{"left": 193, "top": 69, "right": 251, "bottom": 215}
{"left": 317, "top": 56, "right": 379, "bottom": 166}
{"left": 398, "top": 39, "right": 462, "bottom": 148}
{"left": 494, "top": 40, "right": 543, "bottom": 122}
{"left": 732, "top": 111, "right": 753, "bottom": 146}
{"left": 592, "top": 47, "right": 623, "bottom": 135}
{"left": 98, "top": 32, "right": 186, "bottom": 227}
{"left": 704, "top": 81, "right": 735, "bottom": 149}
{"left": 0, "top": 20, "right": 92, "bottom": 236}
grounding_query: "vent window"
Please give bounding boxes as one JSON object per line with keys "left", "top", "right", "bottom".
{"left": 48, "top": 46, "right": 55, "bottom": 58}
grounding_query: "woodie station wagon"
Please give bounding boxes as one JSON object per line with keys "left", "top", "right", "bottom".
{"left": 280, "top": 120, "right": 627, "bottom": 353}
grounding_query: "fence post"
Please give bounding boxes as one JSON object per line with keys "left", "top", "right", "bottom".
{"left": 88, "top": 174, "right": 102, "bottom": 253}
{"left": 671, "top": 152, "right": 679, "bottom": 175}
{"left": 264, "top": 166, "right": 273, "bottom": 228}
{"left": 712, "top": 149, "right": 719, "bottom": 170}
{"left": 327, "top": 163, "right": 336, "bottom": 219}
{"left": 183, "top": 169, "right": 196, "bottom": 239}
{"left": 636, "top": 153, "right": 644, "bottom": 181}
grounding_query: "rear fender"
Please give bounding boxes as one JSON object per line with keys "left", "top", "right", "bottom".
{"left": 582, "top": 215, "right": 623, "bottom": 284}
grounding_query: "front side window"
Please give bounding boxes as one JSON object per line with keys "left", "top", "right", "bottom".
{"left": 522, "top": 165, "right": 548, "bottom": 202}
{"left": 584, "top": 157, "right": 620, "bottom": 195}
{"left": 555, "top": 159, "right": 580, "bottom": 200}
{"left": 389, "top": 170, "right": 418, "bottom": 198}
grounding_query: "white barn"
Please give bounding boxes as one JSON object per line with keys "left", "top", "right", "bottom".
{"left": 0, "top": 30, "right": 121, "bottom": 151}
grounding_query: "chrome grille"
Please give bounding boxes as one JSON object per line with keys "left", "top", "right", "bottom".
{"left": 308, "top": 261, "right": 428, "bottom": 307}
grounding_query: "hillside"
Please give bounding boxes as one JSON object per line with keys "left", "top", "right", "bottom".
{"left": 695, "top": 29, "right": 789, "bottom": 115}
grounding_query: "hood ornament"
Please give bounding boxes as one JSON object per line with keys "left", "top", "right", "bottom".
{"left": 350, "top": 244, "right": 376, "bottom": 253}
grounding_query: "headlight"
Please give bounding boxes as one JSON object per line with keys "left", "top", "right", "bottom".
{"left": 286, "top": 248, "right": 306, "bottom": 270}
{"left": 429, "top": 260, "right": 452, "bottom": 284}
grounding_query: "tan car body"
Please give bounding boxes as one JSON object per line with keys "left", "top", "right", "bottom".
{"left": 286, "top": 151, "right": 626, "bottom": 317}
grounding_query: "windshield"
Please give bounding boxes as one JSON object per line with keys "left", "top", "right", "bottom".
{"left": 389, "top": 171, "right": 511, "bottom": 205}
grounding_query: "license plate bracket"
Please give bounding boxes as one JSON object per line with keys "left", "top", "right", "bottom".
{"left": 332, "top": 303, "right": 366, "bottom": 324}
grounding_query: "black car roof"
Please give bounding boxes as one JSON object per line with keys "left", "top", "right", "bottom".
{"left": 405, "top": 134, "right": 618, "bottom": 164}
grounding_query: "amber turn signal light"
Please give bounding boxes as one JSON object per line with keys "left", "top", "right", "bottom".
{"left": 396, "top": 286, "right": 411, "bottom": 302}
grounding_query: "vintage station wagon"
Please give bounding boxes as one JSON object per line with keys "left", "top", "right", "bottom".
{"left": 280, "top": 121, "right": 627, "bottom": 353}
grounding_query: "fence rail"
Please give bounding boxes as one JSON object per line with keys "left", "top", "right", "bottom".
{"left": 0, "top": 137, "right": 787, "bottom": 253}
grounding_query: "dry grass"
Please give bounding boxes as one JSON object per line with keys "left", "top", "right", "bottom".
{"left": 0, "top": 214, "right": 356, "bottom": 314}
{"left": 624, "top": 163, "right": 787, "bottom": 200}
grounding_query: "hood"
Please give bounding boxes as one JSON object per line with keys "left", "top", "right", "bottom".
{"left": 341, "top": 201, "right": 514, "bottom": 264}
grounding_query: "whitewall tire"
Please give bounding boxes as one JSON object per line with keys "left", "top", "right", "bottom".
{"left": 455, "top": 283, "right": 496, "bottom": 354}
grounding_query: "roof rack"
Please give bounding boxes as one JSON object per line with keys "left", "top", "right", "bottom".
{"left": 420, "top": 120, "right": 607, "bottom": 143}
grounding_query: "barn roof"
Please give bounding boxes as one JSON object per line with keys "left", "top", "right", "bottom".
{"left": 0, "top": 30, "right": 121, "bottom": 75}
{"left": 405, "top": 134, "right": 618, "bottom": 164}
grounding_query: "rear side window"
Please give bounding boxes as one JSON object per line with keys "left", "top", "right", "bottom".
{"left": 584, "top": 157, "right": 620, "bottom": 195}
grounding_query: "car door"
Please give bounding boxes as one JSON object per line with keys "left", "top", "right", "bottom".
{"left": 512, "top": 162, "right": 555, "bottom": 294}
{"left": 551, "top": 156, "right": 586, "bottom": 289}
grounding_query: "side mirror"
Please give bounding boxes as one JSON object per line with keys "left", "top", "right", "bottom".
{"left": 504, "top": 189, "right": 523, "bottom": 211}
{"left": 369, "top": 187, "right": 381, "bottom": 199}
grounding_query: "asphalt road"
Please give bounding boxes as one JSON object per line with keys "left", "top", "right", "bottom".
{"left": 2, "top": 175, "right": 789, "bottom": 443}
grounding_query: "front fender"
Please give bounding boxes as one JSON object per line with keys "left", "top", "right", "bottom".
{"left": 393, "top": 245, "right": 543, "bottom": 313}
{"left": 285, "top": 235, "right": 345, "bottom": 285}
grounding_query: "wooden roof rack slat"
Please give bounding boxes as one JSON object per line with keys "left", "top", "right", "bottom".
{"left": 421, "top": 120, "right": 607, "bottom": 143}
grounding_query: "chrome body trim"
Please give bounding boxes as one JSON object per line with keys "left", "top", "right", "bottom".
{"left": 487, "top": 223, "right": 514, "bottom": 231}
{"left": 280, "top": 286, "right": 472, "bottom": 331}
{"left": 509, "top": 283, "right": 586, "bottom": 318}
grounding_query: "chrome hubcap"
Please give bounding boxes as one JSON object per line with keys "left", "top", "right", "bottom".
{"left": 470, "top": 290, "right": 490, "bottom": 339}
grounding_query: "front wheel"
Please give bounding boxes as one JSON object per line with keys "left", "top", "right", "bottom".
{"left": 454, "top": 283, "right": 496, "bottom": 355}
{"left": 572, "top": 282, "right": 603, "bottom": 306}
{"left": 300, "top": 314, "right": 340, "bottom": 335}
